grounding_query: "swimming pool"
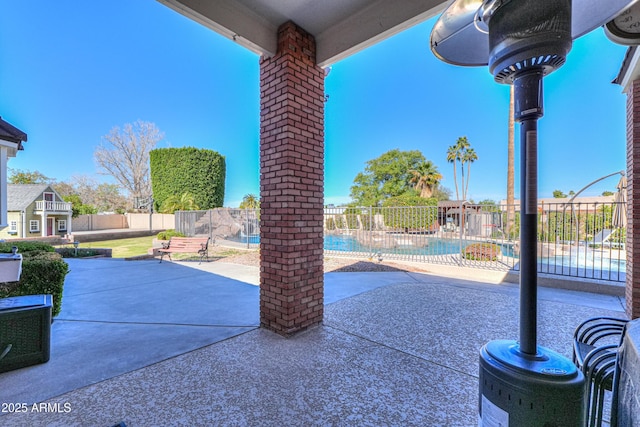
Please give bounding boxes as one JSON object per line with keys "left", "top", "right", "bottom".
{"left": 227, "top": 233, "right": 625, "bottom": 278}
{"left": 232, "top": 233, "right": 515, "bottom": 257}
{"left": 324, "top": 234, "right": 516, "bottom": 256}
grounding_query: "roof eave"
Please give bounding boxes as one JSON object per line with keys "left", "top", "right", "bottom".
{"left": 614, "top": 46, "right": 640, "bottom": 92}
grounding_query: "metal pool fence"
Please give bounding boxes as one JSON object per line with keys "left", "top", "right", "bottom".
{"left": 176, "top": 201, "right": 626, "bottom": 282}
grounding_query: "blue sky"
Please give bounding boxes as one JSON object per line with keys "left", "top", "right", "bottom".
{"left": 0, "top": 0, "right": 629, "bottom": 207}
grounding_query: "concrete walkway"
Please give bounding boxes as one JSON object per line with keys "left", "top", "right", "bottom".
{"left": 0, "top": 258, "right": 627, "bottom": 426}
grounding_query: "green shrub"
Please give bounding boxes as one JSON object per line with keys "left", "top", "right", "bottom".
{"left": 325, "top": 217, "right": 336, "bottom": 231}
{"left": 381, "top": 195, "right": 438, "bottom": 231}
{"left": 55, "top": 248, "right": 103, "bottom": 258}
{"left": 0, "top": 251, "right": 69, "bottom": 317}
{"left": 157, "top": 229, "right": 185, "bottom": 240}
{"left": 150, "top": 147, "right": 226, "bottom": 211}
{"left": 382, "top": 193, "right": 437, "bottom": 208}
{"left": 463, "top": 243, "right": 501, "bottom": 261}
{"left": 0, "top": 241, "right": 55, "bottom": 254}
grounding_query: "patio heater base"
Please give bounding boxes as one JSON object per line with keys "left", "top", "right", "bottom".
{"left": 479, "top": 340, "right": 584, "bottom": 426}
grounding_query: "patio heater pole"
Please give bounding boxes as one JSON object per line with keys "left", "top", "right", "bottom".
{"left": 474, "top": 3, "right": 584, "bottom": 425}
{"left": 149, "top": 197, "right": 153, "bottom": 232}
{"left": 428, "top": 0, "right": 640, "bottom": 424}
{"left": 514, "top": 69, "right": 542, "bottom": 355}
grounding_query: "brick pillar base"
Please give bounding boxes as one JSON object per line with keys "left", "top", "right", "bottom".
{"left": 259, "top": 21, "right": 325, "bottom": 336}
{"left": 626, "top": 80, "right": 640, "bottom": 319}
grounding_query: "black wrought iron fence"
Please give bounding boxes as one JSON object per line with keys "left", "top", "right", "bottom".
{"left": 175, "top": 201, "right": 626, "bottom": 282}
{"left": 175, "top": 208, "right": 260, "bottom": 249}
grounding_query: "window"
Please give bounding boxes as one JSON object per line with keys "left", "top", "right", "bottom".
{"left": 29, "top": 220, "right": 39, "bottom": 233}
{"left": 9, "top": 221, "right": 17, "bottom": 234}
{"left": 57, "top": 220, "right": 67, "bottom": 232}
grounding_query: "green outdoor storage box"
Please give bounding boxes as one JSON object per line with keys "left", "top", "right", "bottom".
{"left": 0, "top": 294, "right": 52, "bottom": 373}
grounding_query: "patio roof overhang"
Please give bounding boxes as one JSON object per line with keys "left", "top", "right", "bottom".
{"left": 156, "top": 0, "right": 449, "bottom": 67}
{"left": 0, "top": 116, "right": 27, "bottom": 158}
{"left": 614, "top": 46, "right": 640, "bottom": 91}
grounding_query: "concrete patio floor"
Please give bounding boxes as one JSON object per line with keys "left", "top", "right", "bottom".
{"left": 0, "top": 258, "right": 627, "bottom": 426}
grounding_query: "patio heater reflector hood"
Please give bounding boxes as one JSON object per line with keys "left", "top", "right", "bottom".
{"left": 430, "top": 0, "right": 640, "bottom": 425}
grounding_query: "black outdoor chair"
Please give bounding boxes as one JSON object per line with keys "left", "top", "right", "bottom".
{"left": 573, "top": 316, "right": 630, "bottom": 427}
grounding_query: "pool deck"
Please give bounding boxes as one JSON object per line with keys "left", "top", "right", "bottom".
{"left": 0, "top": 258, "right": 627, "bottom": 426}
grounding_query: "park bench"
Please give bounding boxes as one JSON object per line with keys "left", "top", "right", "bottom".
{"left": 158, "top": 236, "right": 210, "bottom": 264}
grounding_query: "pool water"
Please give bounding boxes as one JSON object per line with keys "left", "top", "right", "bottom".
{"left": 236, "top": 234, "right": 515, "bottom": 257}
{"left": 325, "top": 234, "right": 507, "bottom": 255}
{"left": 230, "top": 233, "right": 625, "bottom": 274}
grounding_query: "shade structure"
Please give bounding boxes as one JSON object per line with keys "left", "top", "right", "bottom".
{"left": 613, "top": 175, "right": 628, "bottom": 229}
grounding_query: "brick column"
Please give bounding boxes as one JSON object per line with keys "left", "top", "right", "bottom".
{"left": 626, "top": 79, "right": 640, "bottom": 319}
{"left": 259, "top": 21, "right": 325, "bottom": 336}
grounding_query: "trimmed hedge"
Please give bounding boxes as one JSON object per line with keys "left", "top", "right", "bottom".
{"left": 55, "top": 247, "right": 105, "bottom": 258}
{"left": 0, "top": 241, "right": 55, "bottom": 253}
{"left": 150, "top": 147, "right": 226, "bottom": 211}
{"left": 0, "top": 244, "right": 69, "bottom": 317}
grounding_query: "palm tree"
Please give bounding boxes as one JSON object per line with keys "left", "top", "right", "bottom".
{"left": 446, "top": 145, "right": 460, "bottom": 200}
{"left": 462, "top": 147, "right": 478, "bottom": 200}
{"left": 240, "top": 193, "right": 260, "bottom": 209}
{"left": 159, "top": 191, "right": 200, "bottom": 213}
{"left": 456, "top": 137, "right": 471, "bottom": 199}
{"left": 408, "top": 161, "right": 443, "bottom": 198}
{"left": 446, "top": 136, "right": 472, "bottom": 200}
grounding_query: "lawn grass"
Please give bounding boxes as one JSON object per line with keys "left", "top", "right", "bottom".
{"left": 61, "top": 236, "right": 252, "bottom": 260}
{"left": 75, "top": 236, "right": 156, "bottom": 258}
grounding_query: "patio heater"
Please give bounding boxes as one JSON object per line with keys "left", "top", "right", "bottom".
{"left": 430, "top": 0, "right": 639, "bottom": 425}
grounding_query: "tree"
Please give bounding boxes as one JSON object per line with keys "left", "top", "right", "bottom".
{"left": 94, "top": 121, "right": 164, "bottom": 201}
{"left": 462, "top": 147, "right": 478, "bottom": 200}
{"left": 602, "top": 190, "right": 614, "bottom": 196}
{"left": 349, "top": 149, "right": 432, "bottom": 206}
{"left": 54, "top": 175, "right": 129, "bottom": 214}
{"left": 432, "top": 184, "right": 452, "bottom": 201}
{"left": 8, "top": 168, "right": 52, "bottom": 184}
{"left": 159, "top": 192, "right": 200, "bottom": 213}
{"left": 553, "top": 190, "right": 567, "bottom": 198}
{"left": 60, "top": 193, "right": 97, "bottom": 217}
{"left": 408, "top": 161, "right": 443, "bottom": 199}
{"left": 479, "top": 199, "right": 497, "bottom": 206}
{"left": 93, "top": 183, "right": 128, "bottom": 213}
{"left": 240, "top": 194, "right": 260, "bottom": 209}
{"left": 446, "top": 136, "right": 477, "bottom": 200}
{"left": 149, "top": 147, "right": 225, "bottom": 210}
{"left": 446, "top": 145, "right": 460, "bottom": 200}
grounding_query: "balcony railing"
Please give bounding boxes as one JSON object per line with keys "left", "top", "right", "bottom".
{"left": 35, "top": 200, "right": 72, "bottom": 212}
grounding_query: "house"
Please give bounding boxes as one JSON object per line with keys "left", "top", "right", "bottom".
{"left": 0, "top": 184, "right": 72, "bottom": 239}
{"left": 0, "top": 117, "right": 27, "bottom": 227}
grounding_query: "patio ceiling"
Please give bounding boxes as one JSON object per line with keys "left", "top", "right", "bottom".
{"left": 156, "top": 0, "right": 449, "bottom": 67}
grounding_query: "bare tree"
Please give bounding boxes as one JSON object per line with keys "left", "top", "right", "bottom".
{"left": 69, "top": 174, "right": 100, "bottom": 205}
{"left": 94, "top": 121, "right": 163, "bottom": 200}
{"left": 55, "top": 174, "right": 129, "bottom": 213}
